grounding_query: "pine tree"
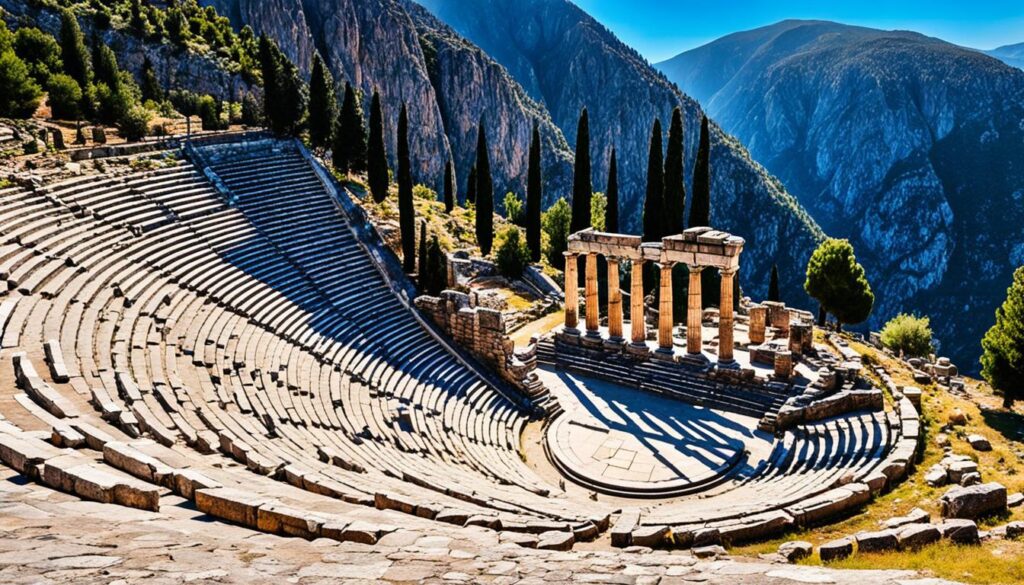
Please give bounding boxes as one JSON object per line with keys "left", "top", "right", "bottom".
{"left": 768, "top": 264, "right": 780, "bottom": 302}
{"left": 475, "top": 119, "right": 494, "bottom": 256}
{"left": 981, "top": 266, "right": 1024, "bottom": 407}
{"left": 366, "top": 89, "right": 389, "bottom": 203}
{"left": 663, "top": 107, "right": 687, "bottom": 235}
{"left": 397, "top": 103, "right": 416, "bottom": 273}
{"left": 689, "top": 115, "right": 711, "bottom": 228}
{"left": 59, "top": 10, "right": 91, "bottom": 90}
{"left": 333, "top": 82, "right": 367, "bottom": 174}
{"left": 443, "top": 157, "right": 455, "bottom": 212}
{"left": 418, "top": 220, "right": 428, "bottom": 285}
{"left": 307, "top": 52, "right": 336, "bottom": 150}
{"left": 570, "top": 107, "right": 592, "bottom": 233}
{"left": 642, "top": 119, "right": 664, "bottom": 243}
{"left": 804, "top": 238, "right": 874, "bottom": 330}
{"left": 140, "top": 56, "right": 162, "bottom": 103}
{"left": 526, "top": 120, "right": 543, "bottom": 262}
{"left": 605, "top": 147, "right": 619, "bottom": 233}
{"left": 466, "top": 163, "right": 477, "bottom": 206}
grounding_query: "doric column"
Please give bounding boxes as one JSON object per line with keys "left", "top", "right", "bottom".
{"left": 719, "top": 268, "right": 737, "bottom": 362}
{"left": 585, "top": 252, "right": 599, "bottom": 336}
{"left": 658, "top": 263, "right": 674, "bottom": 351}
{"left": 749, "top": 304, "right": 767, "bottom": 345}
{"left": 607, "top": 258, "right": 623, "bottom": 340}
{"left": 630, "top": 259, "right": 646, "bottom": 346}
{"left": 687, "top": 265, "right": 704, "bottom": 355}
{"left": 563, "top": 252, "right": 579, "bottom": 332}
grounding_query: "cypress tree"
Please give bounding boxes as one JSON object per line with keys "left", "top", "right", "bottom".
{"left": 569, "top": 107, "right": 592, "bottom": 233}
{"left": 333, "top": 82, "right": 367, "bottom": 174}
{"left": 366, "top": 89, "right": 389, "bottom": 203}
{"left": 689, "top": 115, "right": 712, "bottom": 228}
{"left": 475, "top": 120, "right": 494, "bottom": 256}
{"left": 663, "top": 107, "right": 686, "bottom": 235}
{"left": 768, "top": 264, "right": 780, "bottom": 302}
{"left": 418, "top": 219, "right": 428, "bottom": 284}
{"left": 526, "top": 119, "right": 543, "bottom": 262}
{"left": 443, "top": 157, "right": 455, "bottom": 212}
{"left": 307, "top": 52, "right": 336, "bottom": 150}
{"left": 642, "top": 119, "right": 664, "bottom": 243}
{"left": 466, "top": 163, "right": 477, "bottom": 206}
{"left": 257, "top": 35, "right": 279, "bottom": 130}
{"left": 91, "top": 39, "right": 119, "bottom": 89}
{"left": 258, "top": 34, "right": 304, "bottom": 136}
{"left": 140, "top": 56, "right": 162, "bottom": 103}
{"left": 425, "top": 235, "right": 446, "bottom": 296}
{"left": 605, "top": 148, "right": 619, "bottom": 233}
{"left": 59, "top": 10, "right": 91, "bottom": 90}
{"left": 397, "top": 103, "right": 416, "bottom": 273}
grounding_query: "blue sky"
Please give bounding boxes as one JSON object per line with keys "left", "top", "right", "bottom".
{"left": 572, "top": 0, "right": 1024, "bottom": 62}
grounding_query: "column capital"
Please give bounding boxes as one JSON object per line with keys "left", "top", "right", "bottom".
{"left": 686, "top": 264, "right": 705, "bottom": 273}
{"left": 563, "top": 251, "right": 578, "bottom": 259}
{"left": 720, "top": 266, "right": 740, "bottom": 276}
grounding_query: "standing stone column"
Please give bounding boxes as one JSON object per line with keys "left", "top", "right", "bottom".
{"left": 630, "top": 259, "right": 646, "bottom": 346}
{"left": 563, "top": 252, "right": 579, "bottom": 332}
{"left": 607, "top": 258, "right": 623, "bottom": 340}
{"left": 687, "top": 266, "right": 704, "bottom": 355}
{"left": 719, "top": 268, "right": 737, "bottom": 362}
{"left": 658, "top": 263, "right": 674, "bottom": 352}
{"left": 585, "top": 252, "right": 600, "bottom": 336}
{"left": 749, "top": 305, "right": 767, "bottom": 345}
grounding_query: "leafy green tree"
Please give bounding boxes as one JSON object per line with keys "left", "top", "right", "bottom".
{"left": 60, "top": 10, "right": 91, "bottom": 90}
{"left": 0, "top": 49, "right": 42, "bottom": 118}
{"left": 768, "top": 264, "right": 780, "bottom": 302}
{"left": 605, "top": 147, "right": 618, "bottom": 233}
{"left": 542, "top": 197, "right": 571, "bottom": 270}
{"left": 397, "top": 103, "right": 416, "bottom": 273}
{"left": 466, "top": 163, "right": 477, "bottom": 206}
{"left": 307, "top": 52, "right": 336, "bottom": 150}
{"left": 197, "top": 94, "right": 221, "bottom": 130}
{"left": 13, "top": 27, "right": 62, "bottom": 84}
{"left": 590, "top": 192, "right": 607, "bottom": 231}
{"left": 47, "top": 73, "right": 82, "bottom": 120}
{"left": 526, "top": 119, "right": 542, "bottom": 261}
{"left": 333, "top": 82, "right": 367, "bottom": 174}
{"left": 495, "top": 227, "right": 530, "bottom": 279}
{"left": 443, "top": 157, "right": 455, "bottom": 212}
{"left": 663, "top": 107, "right": 686, "bottom": 234}
{"left": 981, "top": 267, "right": 1024, "bottom": 407}
{"left": 140, "top": 56, "right": 163, "bottom": 103}
{"left": 475, "top": 119, "right": 494, "bottom": 255}
{"left": 503, "top": 192, "right": 524, "bottom": 225}
{"left": 423, "top": 235, "right": 447, "bottom": 296}
{"left": 689, "top": 115, "right": 711, "bottom": 228}
{"left": 804, "top": 238, "right": 874, "bottom": 329}
{"left": 118, "top": 104, "right": 151, "bottom": 142}
{"left": 570, "top": 107, "right": 592, "bottom": 233}
{"left": 880, "top": 313, "right": 934, "bottom": 358}
{"left": 642, "top": 118, "right": 664, "bottom": 243}
{"left": 366, "top": 89, "right": 389, "bottom": 202}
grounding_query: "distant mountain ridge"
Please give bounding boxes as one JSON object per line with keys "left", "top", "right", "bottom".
{"left": 986, "top": 42, "right": 1024, "bottom": 70}
{"left": 657, "top": 19, "right": 1024, "bottom": 370}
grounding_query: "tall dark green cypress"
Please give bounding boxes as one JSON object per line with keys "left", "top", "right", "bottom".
{"left": 257, "top": 35, "right": 279, "bottom": 131}
{"left": 366, "top": 90, "right": 389, "bottom": 203}
{"left": 258, "top": 34, "right": 304, "bottom": 136}
{"left": 59, "top": 10, "right": 91, "bottom": 90}
{"left": 768, "top": 264, "right": 781, "bottom": 302}
{"left": 443, "top": 157, "right": 455, "bottom": 212}
{"left": 642, "top": 119, "right": 664, "bottom": 243}
{"left": 307, "top": 52, "right": 335, "bottom": 150}
{"left": 140, "top": 56, "right": 162, "bottom": 103}
{"left": 333, "top": 82, "right": 367, "bottom": 174}
{"left": 397, "top": 103, "right": 415, "bottom": 273}
{"left": 526, "top": 120, "right": 543, "bottom": 262}
{"left": 605, "top": 148, "right": 619, "bottom": 233}
{"left": 466, "top": 163, "right": 477, "bottom": 205}
{"left": 474, "top": 120, "right": 494, "bottom": 256}
{"left": 663, "top": 107, "right": 687, "bottom": 235}
{"left": 418, "top": 220, "right": 428, "bottom": 284}
{"left": 689, "top": 115, "right": 712, "bottom": 228}
{"left": 569, "top": 107, "right": 592, "bottom": 233}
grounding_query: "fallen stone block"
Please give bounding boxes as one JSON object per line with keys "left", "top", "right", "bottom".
{"left": 938, "top": 519, "right": 979, "bottom": 544}
{"left": 195, "top": 488, "right": 270, "bottom": 528}
{"left": 1007, "top": 492, "right": 1023, "bottom": 508}
{"left": 941, "top": 483, "right": 1007, "bottom": 519}
{"left": 897, "top": 524, "right": 941, "bottom": 549}
{"left": 968, "top": 434, "right": 991, "bottom": 451}
{"left": 778, "top": 541, "right": 812, "bottom": 562}
{"left": 960, "top": 471, "right": 981, "bottom": 486}
{"left": 947, "top": 460, "right": 978, "bottom": 484}
{"left": 692, "top": 527, "right": 722, "bottom": 548}
{"left": 69, "top": 421, "right": 116, "bottom": 450}
{"left": 610, "top": 508, "right": 640, "bottom": 548}
{"left": 172, "top": 469, "right": 221, "bottom": 500}
{"left": 464, "top": 515, "right": 501, "bottom": 530}
{"left": 924, "top": 464, "right": 948, "bottom": 487}
{"left": 692, "top": 545, "right": 727, "bottom": 559}
{"left": 1005, "top": 521, "right": 1024, "bottom": 540}
{"left": 818, "top": 538, "right": 853, "bottom": 562}
{"left": 536, "top": 530, "right": 574, "bottom": 551}
{"left": 435, "top": 508, "right": 472, "bottom": 526}
{"left": 0, "top": 432, "right": 61, "bottom": 478}
{"left": 629, "top": 525, "right": 668, "bottom": 548}
{"left": 883, "top": 507, "right": 930, "bottom": 529}
{"left": 854, "top": 530, "right": 899, "bottom": 553}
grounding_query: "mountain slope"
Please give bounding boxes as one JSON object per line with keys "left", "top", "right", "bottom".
{"left": 416, "top": 0, "right": 824, "bottom": 304}
{"left": 986, "top": 42, "right": 1024, "bottom": 70}
{"left": 657, "top": 20, "right": 1024, "bottom": 370}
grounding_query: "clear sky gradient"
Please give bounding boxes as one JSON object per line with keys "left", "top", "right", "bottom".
{"left": 572, "top": 0, "right": 1024, "bottom": 62}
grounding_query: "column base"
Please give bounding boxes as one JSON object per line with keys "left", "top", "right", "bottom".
{"left": 680, "top": 352, "right": 709, "bottom": 366}
{"left": 652, "top": 347, "right": 677, "bottom": 362}
{"left": 603, "top": 337, "right": 626, "bottom": 350}
{"left": 580, "top": 333, "right": 604, "bottom": 348}
{"left": 626, "top": 342, "right": 650, "bottom": 357}
{"left": 716, "top": 358, "right": 738, "bottom": 369}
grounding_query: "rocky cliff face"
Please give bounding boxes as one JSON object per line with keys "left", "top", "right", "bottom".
{"left": 0, "top": 0, "right": 254, "bottom": 101}
{"left": 416, "top": 0, "right": 825, "bottom": 305}
{"left": 658, "top": 20, "right": 1024, "bottom": 369}
{"left": 201, "top": 0, "right": 572, "bottom": 201}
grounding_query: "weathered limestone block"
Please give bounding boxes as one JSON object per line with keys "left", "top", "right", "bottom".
{"left": 102, "top": 442, "right": 174, "bottom": 487}
{"left": 257, "top": 503, "right": 328, "bottom": 539}
{"left": 764, "top": 301, "right": 790, "bottom": 335}
{"left": 778, "top": 540, "right": 813, "bottom": 562}
{"left": 172, "top": 469, "right": 221, "bottom": 500}
{"left": 902, "top": 386, "right": 922, "bottom": 409}
{"left": 854, "top": 530, "right": 899, "bottom": 553}
{"left": 610, "top": 508, "right": 640, "bottom": 547}
{"left": 748, "top": 305, "right": 767, "bottom": 344}
{"left": 941, "top": 483, "right": 1007, "bottom": 519}
{"left": 818, "top": 538, "right": 853, "bottom": 562}
{"left": 968, "top": 434, "right": 992, "bottom": 451}
{"left": 884, "top": 507, "right": 930, "bottom": 529}
{"left": 195, "top": 488, "right": 271, "bottom": 528}
{"left": 1008, "top": 492, "right": 1024, "bottom": 508}
{"left": 938, "top": 519, "right": 980, "bottom": 544}
{"left": 788, "top": 323, "right": 812, "bottom": 355}
{"left": 535, "top": 530, "right": 575, "bottom": 551}
{"left": 774, "top": 350, "right": 793, "bottom": 378}
{"left": 898, "top": 524, "right": 941, "bottom": 549}
{"left": 1006, "top": 521, "right": 1024, "bottom": 539}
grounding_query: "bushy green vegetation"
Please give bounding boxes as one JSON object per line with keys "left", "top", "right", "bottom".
{"left": 981, "top": 266, "right": 1024, "bottom": 407}
{"left": 542, "top": 197, "right": 571, "bottom": 270}
{"left": 495, "top": 227, "right": 530, "bottom": 279}
{"left": 0, "top": 21, "right": 43, "bottom": 118}
{"left": 880, "top": 313, "right": 934, "bottom": 358}
{"left": 503, "top": 191, "right": 523, "bottom": 225}
{"left": 805, "top": 238, "right": 874, "bottom": 329}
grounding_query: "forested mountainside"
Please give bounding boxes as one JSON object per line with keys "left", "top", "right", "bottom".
{"left": 657, "top": 20, "right": 1024, "bottom": 369}
{"left": 414, "top": 0, "right": 824, "bottom": 303}
{"left": 986, "top": 41, "right": 1024, "bottom": 70}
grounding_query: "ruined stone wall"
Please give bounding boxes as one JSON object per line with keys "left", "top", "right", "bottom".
{"left": 415, "top": 291, "right": 545, "bottom": 401}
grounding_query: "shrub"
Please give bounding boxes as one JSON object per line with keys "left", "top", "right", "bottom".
{"left": 495, "top": 227, "right": 530, "bottom": 279}
{"left": 23, "top": 139, "right": 40, "bottom": 155}
{"left": 880, "top": 313, "right": 934, "bottom": 357}
{"left": 118, "top": 105, "right": 151, "bottom": 142}
{"left": 413, "top": 184, "right": 436, "bottom": 201}
{"left": 590, "top": 192, "right": 606, "bottom": 231}
{"left": 46, "top": 73, "right": 82, "bottom": 120}
{"left": 542, "top": 197, "right": 571, "bottom": 269}
{"left": 502, "top": 191, "right": 524, "bottom": 225}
